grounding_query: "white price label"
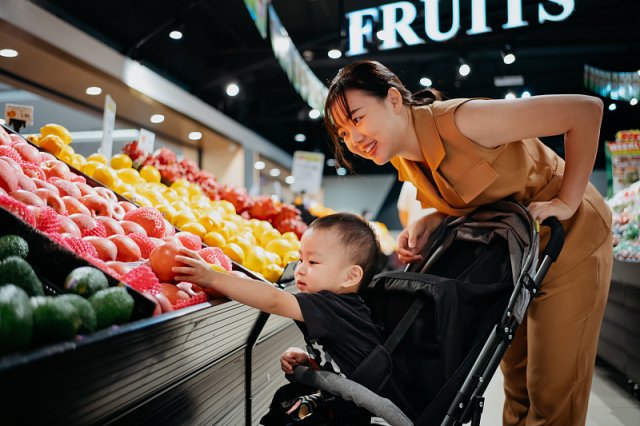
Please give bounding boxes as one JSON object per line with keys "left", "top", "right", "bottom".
{"left": 100, "top": 94, "right": 116, "bottom": 159}
{"left": 138, "top": 128, "right": 155, "bottom": 155}
{"left": 291, "top": 151, "right": 325, "bottom": 194}
{"left": 4, "top": 103, "right": 34, "bottom": 126}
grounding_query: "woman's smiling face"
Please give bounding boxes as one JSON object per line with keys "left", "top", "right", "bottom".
{"left": 330, "top": 88, "right": 406, "bottom": 165}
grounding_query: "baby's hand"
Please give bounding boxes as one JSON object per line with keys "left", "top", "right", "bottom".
{"left": 280, "top": 347, "right": 309, "bottom": 374}
{"left": 173, "top": 248, "right": 216, "bottom": 287}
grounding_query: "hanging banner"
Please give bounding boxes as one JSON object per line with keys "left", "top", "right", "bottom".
{"left": 269, "top": 5, "right": 328, "bottom": 113}
{"left": 138, "top": 128, "right": 156, "bottom": 155}
{"left": 243, "top": 0, "right": 269, "bottom": 39}
{"left": 291, "top": 151, "right": 325, "bottom": 194}
{"left": 584, "top": 64, "right": 640, "bottom": 101}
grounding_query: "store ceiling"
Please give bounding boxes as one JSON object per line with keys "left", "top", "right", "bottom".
{"left": 29, "top": 0, "right": 640, "bottom": 175}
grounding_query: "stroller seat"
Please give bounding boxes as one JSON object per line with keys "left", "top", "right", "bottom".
{"left": 290, "top": 200, "right": 564, "bottom": 426}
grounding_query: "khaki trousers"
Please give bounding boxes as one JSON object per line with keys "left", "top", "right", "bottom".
{"left": 500, "top": 234, "right": 613, "bottom": 426}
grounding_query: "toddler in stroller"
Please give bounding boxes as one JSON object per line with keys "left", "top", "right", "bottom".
{"left": 288, "top": 200, "right": 564, "bottom": 426}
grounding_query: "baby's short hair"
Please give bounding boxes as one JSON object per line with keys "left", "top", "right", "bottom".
{"left": 308, "top": 212, "right": 383, "bottom": 286}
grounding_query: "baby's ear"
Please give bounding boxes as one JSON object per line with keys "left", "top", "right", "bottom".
{"left": 342, "top": 265, "right": 363, "bottom": 289}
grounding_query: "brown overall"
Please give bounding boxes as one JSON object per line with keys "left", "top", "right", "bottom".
{"left": 391, "top": 99, "right": 613, "bottom": 425}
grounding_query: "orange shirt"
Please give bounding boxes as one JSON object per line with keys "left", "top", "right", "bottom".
{"left": 391, "top": 99, "right": 612, "bottom": 278}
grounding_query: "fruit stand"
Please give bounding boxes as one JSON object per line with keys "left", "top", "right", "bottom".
{"left": 0, "top": 123, "right": 306, "bottom": 424}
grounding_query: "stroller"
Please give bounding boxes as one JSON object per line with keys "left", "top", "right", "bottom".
{"left": 288, "top": 200, "right": 565, "bottom": 426}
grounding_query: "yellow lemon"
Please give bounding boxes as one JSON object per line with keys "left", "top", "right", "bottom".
{"left": 282, "top": 250, "right": 300, "bottom": 266}
{"left": 203, "top": 231, "right": 226, "bottom": 248}
{"left": 213, "top": 200, "right": 236, "bottom": 216}
{"left": 281, "top": 231, "right": 299, "bottom": 243}
{"left": 80, "top": 161, "right": 103, "bottom": 177}
{"left": 244, "top": 247, "right": 268, "bottom": 274}
{"left": 92, "top": 166, "right": 118, "bottom": 187}
{"left": 117, "top": 168, "right": 145, "bottom": 185}
{"left": 140, "top": 165, "right": 161, "bottom": 183}
{"left": 26, "top": 134, "right": 41, "bottom": 146}
{"left": 265, "top": 238, "right": 296, "bottom": 259}
{"left": 57, "top": 145, "right": 76, "bottom": 164}
{"left": 173, "top": 211, "right": 197, "bottom": 228}
{"left": 259, "top": 228, "right": 282, "bottom": 247}
{"left": 156, "top": 204, "right": 177, "bottom": 222}
{"left": 40, "top": 123, "right": 72, "bottom": 144}
{"left": 180, "top": 222, "right": 207, "bottom": 238}
{"left": 110, "top": 153, "right": 133, "bottom": 169}
{"left": 264, "top": 250, "right": 282, "bottom": 267}
{"left": 228, "top": 235, "right": 253, "bottom": 255}
{"left": 113, "top": 181, "right": 135, "bottom": 195}
{"left": 222, "top": 242, "right": 245, "bottom": 264}
{"left": 223, "top": 220, "right": 240, "bottom": 238}
{"left": 163, "top": 188, "right": 179, "bottom": 203}
{"left": 86, "top": 153, "right": 108, "bottom": 165}
{"left": 262, "top": 263, "right": 285, "bottom": 283}
{"left": 39, "top": 134, "right": 65, "bottom": 156}
{"left": 198, "top": 211, "right": 224, "bottom": 232}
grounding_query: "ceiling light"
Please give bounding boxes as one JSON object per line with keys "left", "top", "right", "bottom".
{"left": 501, "top": 45, "right": 516, "bottom": 65}
{"left": 505, "top": 92, "right": 516, "bottom": 100}
{"left": 326, "top": 158, "right": 336, "bottom": 167}
{"left": 521, "top": 91, "right": 531, "bottom": 98}
{"left": 269, "top": 168, "right": 281, "bottom": 177}
{"left": 303, "top": 50, "right": 314, "bottom": 61}
{"left": 169, "top": 30, "right": 183, "bottom": 40}
{"left": 294, "top": 133, "right": 306, "bottom": 142}
{"left": 608, "top": 103, "right": 617, "bottom": 111}
{"left": 328, "top": 49, "right": 342, "bottom": 59}
{"left": 419, "top": 77, "right": 432, "bottom": 87}
{"left": 254, "top": 161, "right": 265, "bottom": 170}
{"left": 308, "top": 109, "right": 321, "bottom": 120}
{"left": 85, "top": 86, "right": 102, "bottom": 96}
{"left": 226, "top": 83, "right": 240, "bottom": 97}
{"left": 150, "top": 114, "right": 165, "bottom": 123}
{"left": 630, "top": 98, "right": 638, "bottom": 106}
{"left": 458, "top": 63, "right": 471, "bottom": 77}
{"left": 337, "top": 167, "right": 347, "bottom": 176}
{"left": 0, "top": 49, "right": 18, "bottom": 58}
{"left": 188, "top": 131, "right": 202, "bottom": 140}
{"left": 285, "top": 175, "right": 295, "bottom": 185}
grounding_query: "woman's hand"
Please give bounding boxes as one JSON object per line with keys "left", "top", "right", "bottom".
{"left": 528, "top": 197, "right": 575, "bottom": 222}
{"left": 280, "top": 347, "right": 310, "bottom": 374}
{"left": 397, "top": 211, "right": 446, "bottom": 264}
{"left": 173, "top": 247, "right": 218, "bottom": 288}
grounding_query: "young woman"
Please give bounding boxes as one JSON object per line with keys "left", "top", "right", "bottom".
{"left": 323, "top": 60, "right": 612, "bottom": 426}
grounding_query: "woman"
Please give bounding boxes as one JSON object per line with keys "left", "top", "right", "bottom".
{"left": 323, "top": 60, "right": 612, "bottom": 426}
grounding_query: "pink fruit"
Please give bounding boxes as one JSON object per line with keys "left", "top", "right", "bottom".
{"left": 123, "top": 207, "right": 166, "bottom": 238}
{"left": 80, "top": 194, "right": 113, "bottom": 217}
{"left": 12, "top": 141, "right": 41, "bottom": 164}
{"left": 108, "top": 234, "right": 142, "bottom": 262}
{"left": 49, "top": 177, "right": 82, "bottom": 198}
{"left": 175, "top": 231, "right": 201, "bottom": 251}
{"left": 0, "top": 167, "right": 19, "bottom": 194}
{"left": 10, "top": 190, "right": 46, "bottom": 207}
{"left": 94, "top": 187, "right": 118, "bottom": 203}
{"left": 83, "top": 236, "right": 118, "bottom": 261}
{"left": 58, "top": 215, "right": 82, "bottom": 238}
{"left": 106, "top": 261, "right": 136, "bottom": 277}
{"left": 118, "top": 201, "right": 137, "bottom": 214}
{"left": 62, "top": 196, "right": 92, "bottom": 216}
{"left": 68, "top": 213, "right": 107, "bottom": 238}
{"left": 34, "top": 188, "right": 66, "bottom": 215}
{"left": 32, "top": 178, "right": 60, "bottom": 195}
{"left": 15, "top": 173, "right": 36, "bottom": 192}
{"left": 120, "top": 220, "right": 147, "bottom": 236}
{"left": 95, "top": 216, "right": 125, "bottom": 236}
{"left": 41, "top": 159, "right": 71, "bottom": 180}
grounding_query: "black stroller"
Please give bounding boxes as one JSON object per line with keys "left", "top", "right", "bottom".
{"left": 287, "top": 200, "right": 565, "bottom": 426}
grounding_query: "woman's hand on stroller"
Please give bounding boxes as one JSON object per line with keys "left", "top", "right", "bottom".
{"left": 528, "top": 197, "right": 575, "bottom": 221}
{"left": 397, "top": 211, "right": 447, "bottom": 264}
{"left": 281, "top": 347, "right": 310, "bottom": 374}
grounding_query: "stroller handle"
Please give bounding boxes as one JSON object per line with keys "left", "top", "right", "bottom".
{"left": 541, "top": 217, "right": 564, "bottom": 261}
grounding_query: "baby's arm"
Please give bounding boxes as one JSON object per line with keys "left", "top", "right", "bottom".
{"left": 173, "top": 248, "right": 303, "bottom": 321}
{"left": 280, "top": 347, "right": 309, "bottom": 374}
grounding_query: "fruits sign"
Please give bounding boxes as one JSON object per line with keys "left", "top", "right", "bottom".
{"left": 291, "top": 151, "right": 325, "bottom": 195}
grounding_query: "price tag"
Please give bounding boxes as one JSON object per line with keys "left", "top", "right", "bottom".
{"left": 138, "top": 128, "right": 155, "bottom": 155}
{"left": 4, "top": 103, "right": 34, "bottom": 130}
{"left": 100, "top": 94, "right": 116, "bottom": 159}
{"left": 291, "top": 151, "right": 325, "bottom": 194}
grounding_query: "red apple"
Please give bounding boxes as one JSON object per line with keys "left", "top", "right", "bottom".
{"left": 10, "top": 190, "right": 46, "bottom": 207}
{"left": 58, "top": 215, "right": 82, "bottom": 238}
{"left": 96, "top": 216, "right": 125, "bottom": 236}
{"left": 108, "top": 234, "right": 142, "bottom": 262}
{"left": 120, "top": 220, "right": 148, "bottom": 236}
{"left": 83, "top": 236, "right": 118, "bottom": 261}
{"left": 62, "top": 196, "right": 92, "bottom": 216}
{"left": 12, "top": 141, "right": 41, "bottom": 164}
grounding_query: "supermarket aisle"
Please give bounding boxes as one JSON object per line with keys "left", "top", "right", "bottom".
{"left": 479, "top": 362, "right": 640, "bottom": 425}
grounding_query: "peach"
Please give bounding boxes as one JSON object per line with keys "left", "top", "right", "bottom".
{"left": 108, "top": 234, "right": 142, "bottom": 262}
{"left": 84, "top": 236, "right": 118, "bottom": 262}
{"left": 120, "top": 220, "right": 148, "bottom": 236}
{"left": 96, "top": 216, "right": 125, "bottom": 236}
{"left": 10, "top": 190, "right": 46, "bottom": 207}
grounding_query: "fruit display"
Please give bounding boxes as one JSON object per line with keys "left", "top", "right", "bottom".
{"left": 122, "top": 140, "right": 308, "bottom": 237}
{"left": 608, "top": 179, "right": 640, "bottom": 262}
{"left": 18, "top": 124, "right": 298, "bottom": 287}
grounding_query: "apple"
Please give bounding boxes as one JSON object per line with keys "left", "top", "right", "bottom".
{"left": 95, "top": 216, "right": 125, "bottom": 236}
{"left": 120, "top": 220, "right": 148, "bottom": 236}
{"left": 12, "top": 141, "right": 41, "bottom": 164}
{"left": 83, "top": 236, "right": 118, "bottom": 261}
{"left": 108, "top": 234, "right": 142, "bottom": 262}
{"left": 58, "top": 215, "right": 82, "bottom": 238}
{"left": 32, "top": 178, "right": 60, "bottom": 195}
{"left": 62, "top": 196, "right": 92, "bottom": 216}
{"left": 10, "top": 190, "right": 46, "bottom": 207}
{"left": 34, "top": 188, "right": 66, "bottom": 215}
{"left": 50, "top": 177, "right": 82, "bottom": 198}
